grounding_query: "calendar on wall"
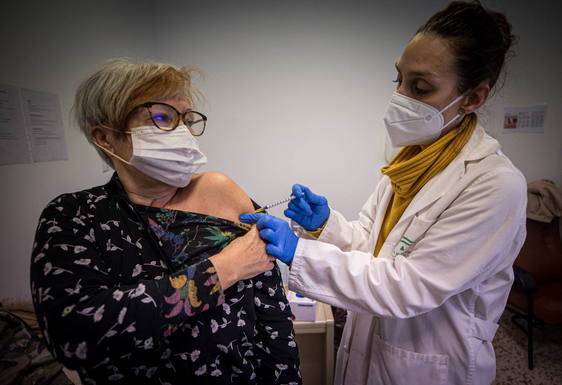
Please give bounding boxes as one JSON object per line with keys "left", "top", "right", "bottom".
{"left": 503, "top": 104, "right": 547, "bottom": 134}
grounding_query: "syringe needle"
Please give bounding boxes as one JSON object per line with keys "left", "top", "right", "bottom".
{"left": 254, "top": 195, "right": 298, "bottom": 213}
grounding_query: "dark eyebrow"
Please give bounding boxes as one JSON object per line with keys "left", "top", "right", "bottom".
{"left": 395, "top": 62, "right": 437, "bottom": 78}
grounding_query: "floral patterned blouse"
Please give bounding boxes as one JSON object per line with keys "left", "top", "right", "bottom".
{"left": 30, "top": 174, "right": 301, "bottom": 384}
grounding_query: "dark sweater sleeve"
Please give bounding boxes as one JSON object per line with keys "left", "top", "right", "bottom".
{"left": 30, "top": 195, "right": 225, "bottom": 369}
{"left": 252, "top": 264, "right": 302, "bottom": 384}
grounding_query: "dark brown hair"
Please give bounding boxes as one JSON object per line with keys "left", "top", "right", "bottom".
{"left": 417, "top": 1, "right": 515, "bottom": 93}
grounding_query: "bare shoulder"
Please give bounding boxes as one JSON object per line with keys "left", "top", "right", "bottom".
{"left": 195, "top": 171, "right": 241, "bottom": 192}
{"left": 195, "top": 171, "right": 254, "bottom": 213}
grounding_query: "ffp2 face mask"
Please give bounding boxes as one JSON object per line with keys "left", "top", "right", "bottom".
{"left": 383, "top": 92, "right": 465, "bottom": 147}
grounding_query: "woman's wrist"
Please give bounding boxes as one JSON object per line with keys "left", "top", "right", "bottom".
{"left": 305, "top": 218, "right": 328, "bottom": 238}
{"left": 209, "top": 252, "right": 238, "bottom": 290}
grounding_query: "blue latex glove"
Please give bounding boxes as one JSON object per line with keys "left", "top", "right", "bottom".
{"left": 239, "top": 213, "right": 298, "bottom": 265}
{"left": 284, "top": 184, "right": 330, "bottom": 231}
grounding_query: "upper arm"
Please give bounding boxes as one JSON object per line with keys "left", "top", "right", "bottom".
{"left": 198, "top": 171, "right": 255, "bottom": 215}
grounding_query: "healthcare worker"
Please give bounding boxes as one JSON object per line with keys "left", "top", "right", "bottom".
{"left": 241, "top": 1, "right": 527, "bottom": 384}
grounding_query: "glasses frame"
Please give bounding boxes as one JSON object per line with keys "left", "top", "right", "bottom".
{"left": 127, "top": 102, "right": 207, "bottom": 136}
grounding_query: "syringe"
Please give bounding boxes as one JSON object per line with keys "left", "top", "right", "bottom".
{"left": 254, "top": 195, "right": 299, "bottom": 213}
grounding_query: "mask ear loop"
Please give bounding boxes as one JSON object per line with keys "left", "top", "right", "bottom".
{"left": 439, "top": 93, "right": 466, "bottom": 115}
{"left": 91, "top": 125, "right": 133, "bottom": 166}
{"left": 439, "top": 93, "right": 468, "bottom": 130}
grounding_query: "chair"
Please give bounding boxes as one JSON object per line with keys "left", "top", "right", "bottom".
{"left": 507, "top": 217, "right": 562, "bottom": 370}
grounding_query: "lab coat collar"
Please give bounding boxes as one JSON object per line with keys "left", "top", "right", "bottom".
{"left": 464, "top": 125, "right": 501, "bottom": 163}
{"left": 397, "top": 124, "right": 499, "bottom": 222}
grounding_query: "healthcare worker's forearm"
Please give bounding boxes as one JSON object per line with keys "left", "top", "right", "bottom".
{"left": 316, "top": 188, "right": 380, "bottom": 251}
{"left": 317, "top": 209, "right": 372, "bottom": 252}
{"left": 288, "top": 238, "right": 450, "bottom": 318}
{"left": 289, "top": 188, "right": 380, "bottom": 251}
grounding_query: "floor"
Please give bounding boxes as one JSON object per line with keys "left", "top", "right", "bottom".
{"left": 494, "top": 309, "right": 562, "bottom": 385}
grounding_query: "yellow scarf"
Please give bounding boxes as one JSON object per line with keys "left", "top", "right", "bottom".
{"left": 373, "top": 113, "right": 477, "bottom": 257}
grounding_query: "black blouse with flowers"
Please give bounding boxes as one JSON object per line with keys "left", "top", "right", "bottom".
{"left": 30, "top": 173, "right": 301, "bottom": 384}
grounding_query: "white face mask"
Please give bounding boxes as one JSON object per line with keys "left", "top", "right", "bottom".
{"left": 95, "top": 124, "right": 207, "bottom": 188}
{"left": 383, "top": 91, "right": 466, "bottom": 147}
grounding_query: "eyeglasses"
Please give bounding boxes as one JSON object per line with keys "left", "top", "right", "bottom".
{"left": 127, "top": 102, "right": 207, "bottom": 136}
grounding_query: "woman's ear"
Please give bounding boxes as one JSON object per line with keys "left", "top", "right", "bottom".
{"left": 90, "top": 126, "right": 114, "bottom": 152}
{"left": 460, "top": 81, "right": 490, "bottom": 114}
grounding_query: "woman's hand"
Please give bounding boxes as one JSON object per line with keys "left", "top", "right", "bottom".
{"left": 285, "top": 184, "right": 330, "bottom": 231}
{"left": 209, "top": 226, "right": 275, "bottom": 290}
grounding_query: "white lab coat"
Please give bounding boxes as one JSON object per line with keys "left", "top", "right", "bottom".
{"left": 288, "top": 125, "right": 527, "bottom": 385}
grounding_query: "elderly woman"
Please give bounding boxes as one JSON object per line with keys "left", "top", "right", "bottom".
{"left": 30, "top": 59, "right": 301, "bottom": 384}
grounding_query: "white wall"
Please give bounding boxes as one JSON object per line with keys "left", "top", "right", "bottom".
{"left": 154, "top": 0, "right": 562, "bottom": 209}
{"left": 1, "top": 0, "right": 560, "bottom": 300}
{"left": 483, "top": 0, "right": 562, "bottom": 186}
{"left": 154, "top": 0, "right": 433, "bottom": 220}
{"left": 0, "top": 1, "right": 156, "bottom": 300}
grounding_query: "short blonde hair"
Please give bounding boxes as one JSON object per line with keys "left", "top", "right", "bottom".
{"left": 74, "top": 58, "right": 201, "bottom": 166}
